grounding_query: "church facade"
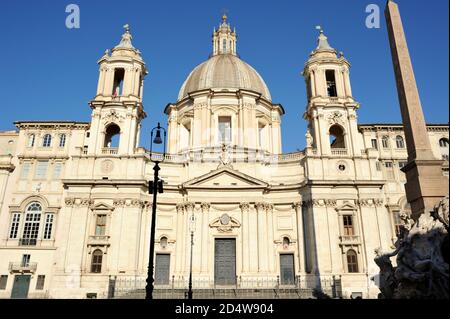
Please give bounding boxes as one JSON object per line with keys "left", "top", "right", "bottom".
{"left": 0, "top": 16, "right": 448, "bottom": 299}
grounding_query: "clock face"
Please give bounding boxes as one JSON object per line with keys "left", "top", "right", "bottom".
{"left": 220, "top": 214, "right": 231, "bottom": 225}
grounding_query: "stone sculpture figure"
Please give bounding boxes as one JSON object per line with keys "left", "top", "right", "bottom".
{"left": 374, "top": 196, "right": 449, "bottom": 299}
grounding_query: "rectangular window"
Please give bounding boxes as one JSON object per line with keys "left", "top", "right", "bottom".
{"left": 218, "top": 116, "right": 232, "bottom": 143}
{"left": 371, "top": 139, "right": 378, "bottom": 150}
{"left": 376, "top": 161, "right": 381, "bottom": 171}
{"left": 36, "top": 275, "right": 45, "bottom": 290}
{"left": 385, "top": 162, "right": 394, "bottom": 179}
{"left": 20, "top": 163, "right": 31, "bottom": 180}
{"left": 95, "top": 215, "right": 107, "bottom": 236}
{"left": 325, "top": 70, "right": 337, "bottom": 97}
{"left": 22, "top": 212, "right": 41, "bottom": 244}
{"left": 9, "top": 213, "right": 21, "bottom": 239}
{"left": 258, "top": 124, "right": 265, "bottom": 148}
{"left": 0, "top": 275, "right": 7, "bottom": 290}
{"left": 343, "top": 215, "right": 354, "bottom": 236}
{"left": 53, "top": 162, "right": 62, "bottom": 179}
{"left": 399, "top": 162, "right": 407, "bottom": 170}
{"left": 35, "top": 161, "right": 48, "bottom": 179}
{"left": 43, "top": 214, "right": 54, "bottom": 240}
{"left": 21, "top": 254, "right": 31, "bottom": 267}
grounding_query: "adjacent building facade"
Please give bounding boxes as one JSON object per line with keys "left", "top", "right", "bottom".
{"left": 0, "top": 17, "right": 448, "bottom": 299}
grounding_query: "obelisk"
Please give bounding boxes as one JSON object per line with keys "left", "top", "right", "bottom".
{"left": 385, "top": 0, "right": 448, "bottom": 220}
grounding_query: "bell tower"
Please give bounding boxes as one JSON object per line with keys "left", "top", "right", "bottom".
{"left": 88, "top": 25, "right": 148, "bottom": 155}
{"left": 302, "top": 28, "right": 361, "bottom": 157}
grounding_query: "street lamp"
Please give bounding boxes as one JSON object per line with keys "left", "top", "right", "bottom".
{"left": 145, "top": 122, "right": 167, "bottom": 300}
{"left": 187, "top": 213, "right": 196, "bottom": 299}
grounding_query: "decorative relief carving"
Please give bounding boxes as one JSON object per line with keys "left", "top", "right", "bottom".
{"left": 193, "top": 103, "right": 207, "bottom": 110}
{"left": 327, "top": 111, "right": 345, "bottom": 126}
{"left": 357, "top": 198, "right": 384, "bottom": 207}
{"left": 101, "top": 160, "right": 114, "bottom": 174}
{"left": 210, "top": 214, "right": 240, "bottom": 233}
{"left": 102, "top": 109, "right": 125, "bottom": 125}
{"left": 239, "top": 202, "right": 250, "bottom": 213}
{"left": 64, "top": 197, "right": 93, "bottom": 207}
{"left": 303, "top": 199, "right": 337, "bottom": 207}
{"left": 200, "top": 202, "right": 210, "bottom": 212}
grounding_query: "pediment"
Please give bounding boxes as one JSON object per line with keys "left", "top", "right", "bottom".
{"left": 336, "top": 201, "right": 358, "bottom": 211}
{"left": 182, "top": 167, "right": 268, "bottom": 189}
{"left": 91, "top": 202, "right": 115, "bottom": 211}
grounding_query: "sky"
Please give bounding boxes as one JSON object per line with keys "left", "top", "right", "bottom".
{"left": 0, "top": 0, "right": 448, "bottom": 152}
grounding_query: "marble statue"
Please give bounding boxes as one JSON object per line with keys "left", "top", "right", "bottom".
{"left": 374, "top": 196, "right": 449, "bottom": 299}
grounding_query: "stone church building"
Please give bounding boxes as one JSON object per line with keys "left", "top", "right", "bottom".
{"left": 0, "top": 16, "right": 448, "bottom": 299}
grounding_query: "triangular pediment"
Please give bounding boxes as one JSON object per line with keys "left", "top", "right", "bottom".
{"left": 336, "top": 201, "right": 358, "bottom": 211}
{"left": 182, "top": 167, "right": 268, "bottom": 189}
{"left": 91, "top": 202, "right": 114, "bottom": 211}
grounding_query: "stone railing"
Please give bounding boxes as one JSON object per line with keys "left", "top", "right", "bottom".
{"left": 9, "top": 262, "right": 38, "bottom": 273}
{"left": 331, "top": 148, "right": 348, "bottom": 156}
{"left": 88, "top": 235, "right": 110, "bottom": 246}
{"left": 339, "top": 235, "right": 361, "bottom": 244}
{"left": 146, "top": 148, "right": 305, "bottom": 165}
{"left": 102, "top": 148, "right": 118, "bottom": 155}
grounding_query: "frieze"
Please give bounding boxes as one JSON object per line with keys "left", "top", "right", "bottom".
{"left": 303, "top": 199, "right": 337, "bottom": 207}
{"left": 64, "top": 197, "right": 94, "bottom": 207}
{"left": 357, "top": 198, "right": 384, "bottom": 207}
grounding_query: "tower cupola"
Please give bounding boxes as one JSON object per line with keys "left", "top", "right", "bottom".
{"left": 212, "top": 14, "right": 237, "bottom": 56}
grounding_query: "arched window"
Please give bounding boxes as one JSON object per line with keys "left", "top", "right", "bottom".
{"left": 59, "top": 134, "right": 66, "bottom": 148}
{"left": 329, "top": 125, "right": 345, "bottom": 149}
{"left": 22, "top": 202, "right": 42, "bottom": 246}
{"left": 28, "top": 134, "right": 35, "bottom": 147}
{"left": 396, "top": 136, "right": 405, "bottom": 149}
{"left": 439, "top": 138, "right": 449, "bottom": 161}
{"left": 439, "top": 138, "right": 449, "bottom": 148}
{"left": 104, "top": 124, "right": 121, "bottom": 148}
{"left": 346, "top": 250, "right": 359, "bottom": 273}
{"left": 112, "top": 68, "right": 125, "bottom": 96}
{"left": 42, "top": 134, "right": 52, "bottom": 147}
{"left": 222, "top": 39, "right": 227, "bottom": 53}
{"left": 325, "top": 70, "right": 337, "bottom": 97}
{"left": 91, "top": 249, "right": 103, "bottom": 273}
{"left": 382, "top": 136, "right": 389, "bottom": 149}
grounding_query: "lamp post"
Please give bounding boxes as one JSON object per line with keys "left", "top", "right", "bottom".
{"left": 145, "top": 123, "right": 167, "bottom": 300}
{"left": 187, "top": 213, "right": 196, "bottom": 299}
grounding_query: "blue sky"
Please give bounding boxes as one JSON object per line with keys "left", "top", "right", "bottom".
{"left": 0, "top": 0, "right": 448, "bottom": 152}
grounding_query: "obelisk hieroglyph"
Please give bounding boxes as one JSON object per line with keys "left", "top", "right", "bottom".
{"left": 385, "top": 0, "right": 448, "bottom": 220}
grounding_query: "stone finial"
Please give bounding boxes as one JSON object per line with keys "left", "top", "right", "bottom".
{"left": 114, "top": 24, "right": 135, "bottom": 50}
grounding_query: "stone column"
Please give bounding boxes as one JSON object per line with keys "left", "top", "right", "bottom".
{"left": 256, "top": 202, "right": 268, "bottom": 273}
{"left": 184, "top": 202, "right": 195, "bottom": 274}
{"left": 200, "top": 203, "right": 210, "bottom": 273}
{"left": 293, "top": 202, "right": 305, "bottom": 274}
{"left": 240, "top": 203, "right": 250, "bottom": 273}
{"left": 248, "top": 204, "right": 258, "bottom": 272}
{"left": 385, "top": 0, "right": 448, "bottom": 220}
{"left": 175, "top": 204, "right": 185, "bottom": 273}
{"left": 265, "top": 204, "right": 275, "bottom": 273}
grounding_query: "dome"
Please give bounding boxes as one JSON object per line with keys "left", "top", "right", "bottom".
{"left": 178, "top": 54, "right": 272, "bottom": 101}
